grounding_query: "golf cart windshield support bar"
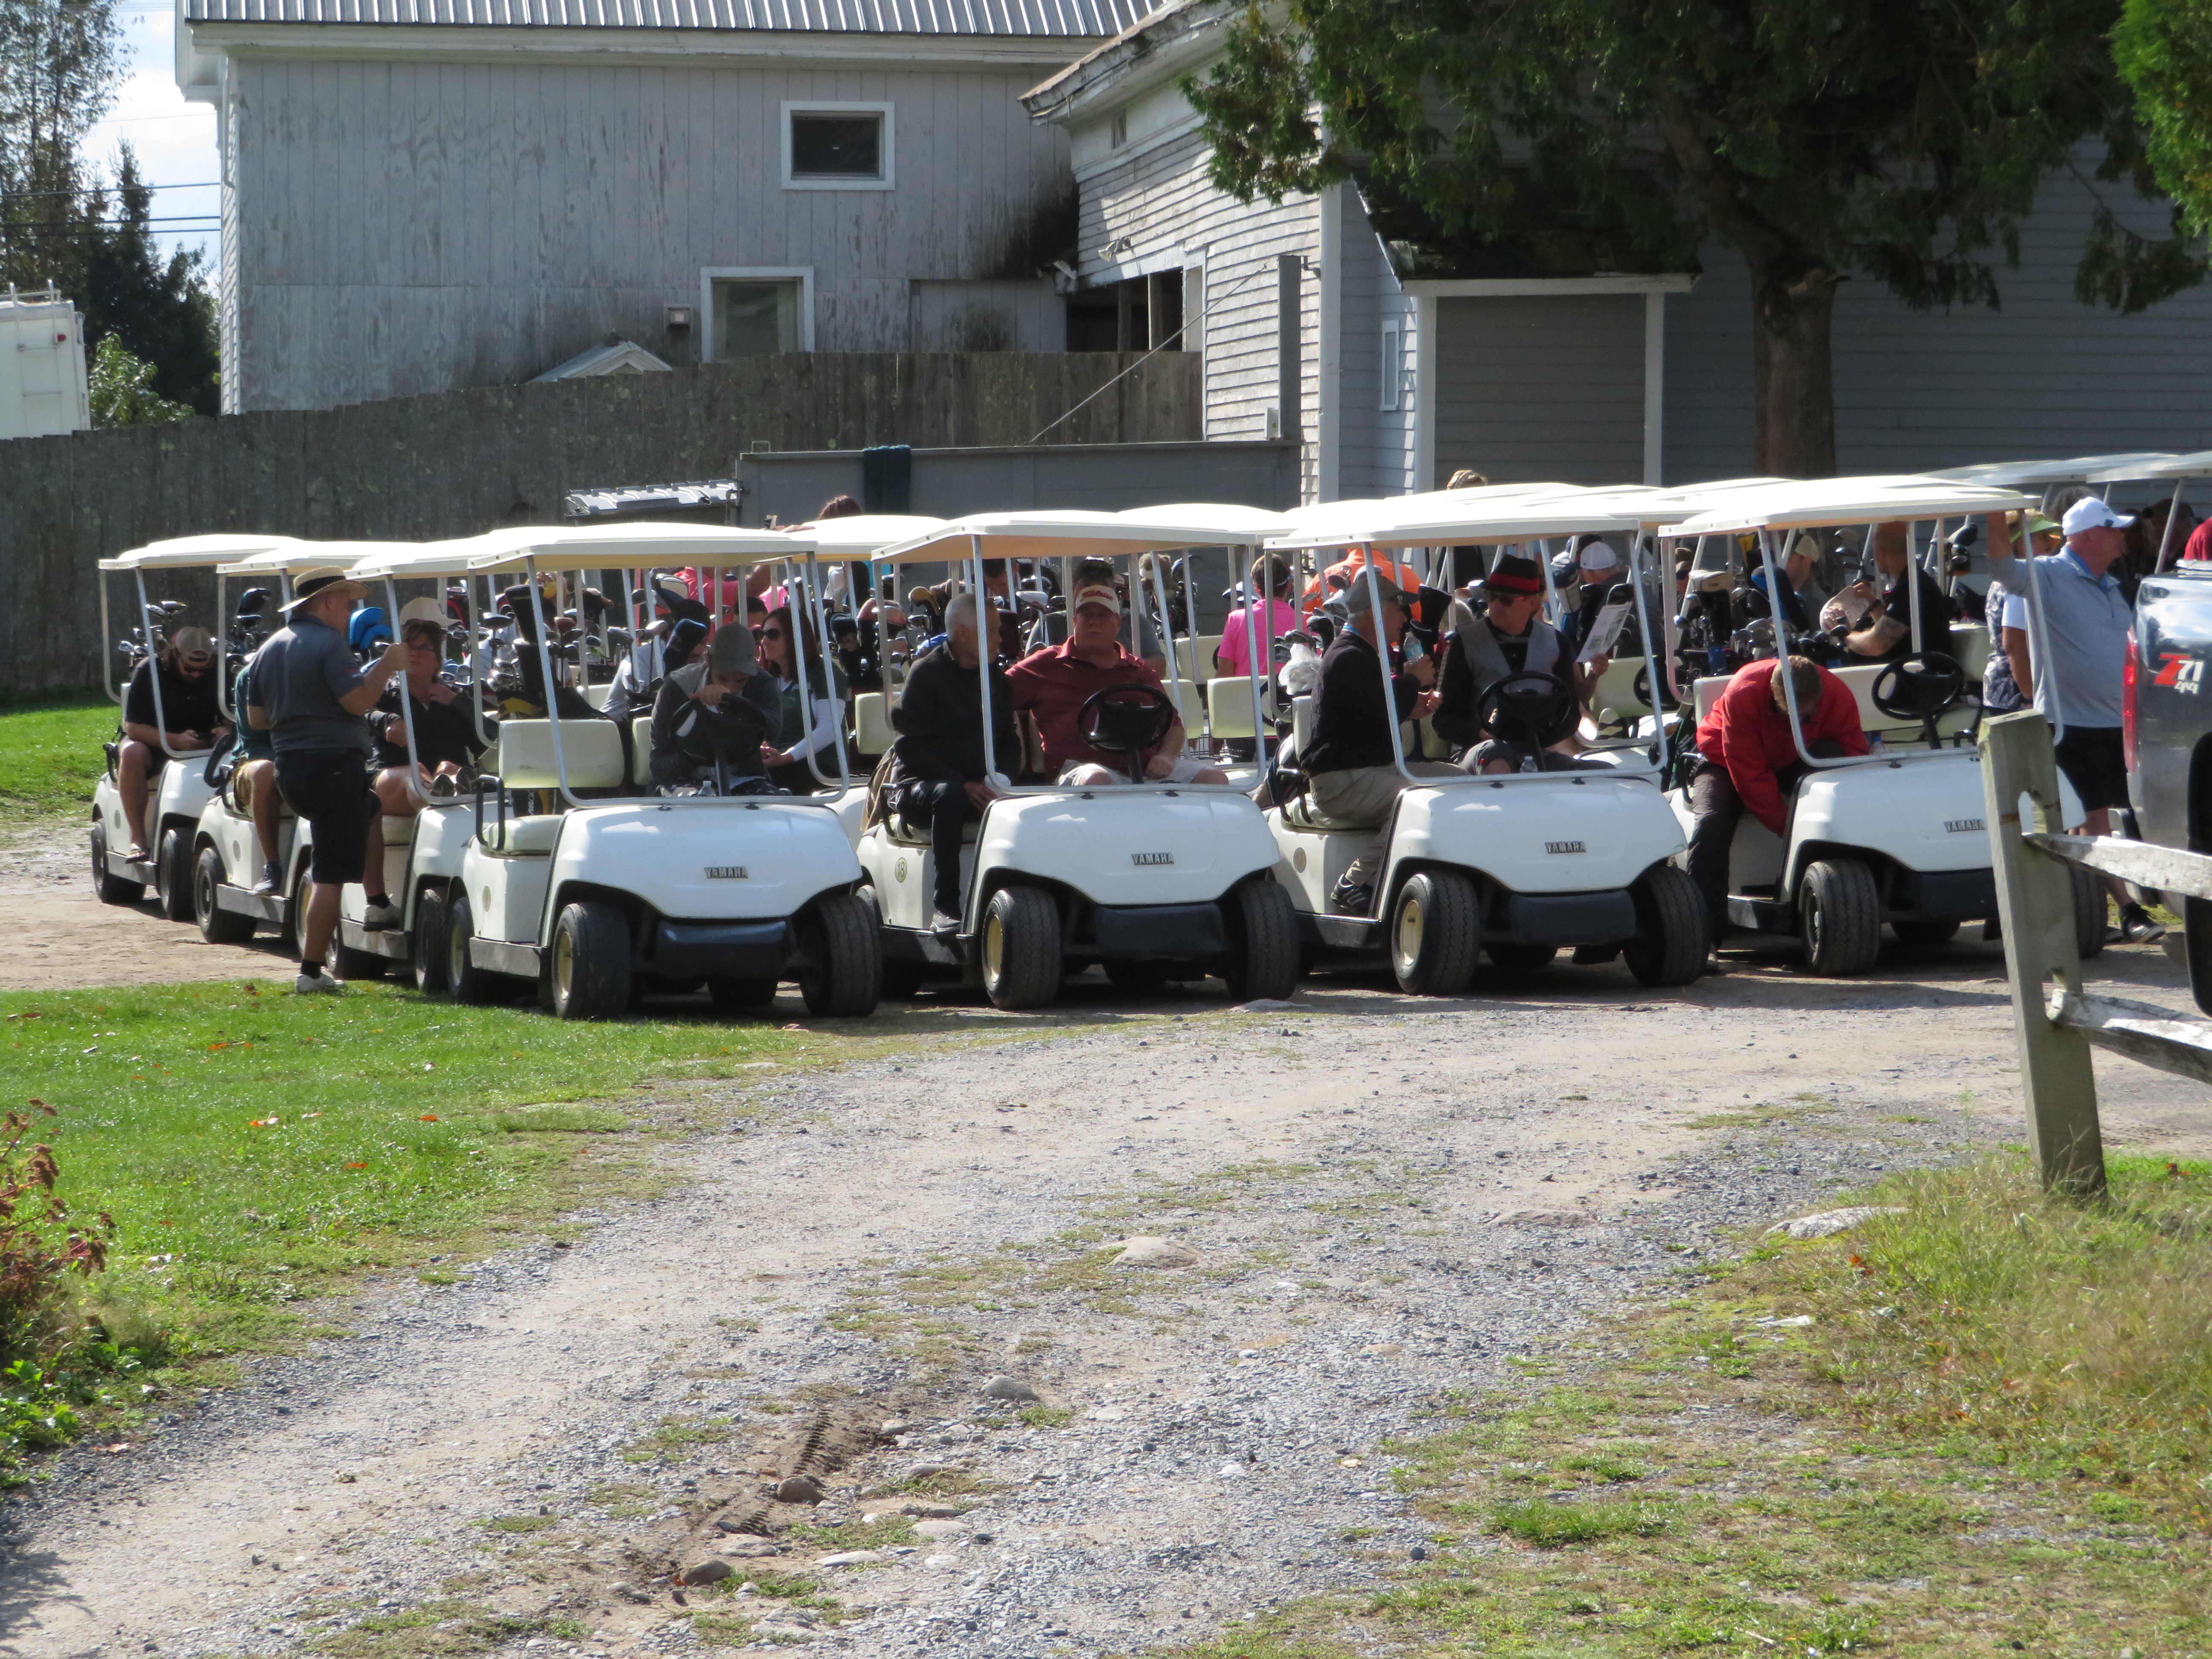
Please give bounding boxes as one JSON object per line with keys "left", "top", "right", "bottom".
{"left": 99, "top": 568, "right": 118, "bottom": 704}
{"left": 1147, "top": 554, "right": 1192, "bottom": 754}
{"left": 797, "top": 552, "right": 855, "bottom": 797}
{"left": 2154, "top": 475, "right": 2189, "bottom": 573}
{"left": 382, "top": 575, "right": 430, "bottom": 808}
{"left": 132, "top": 568, "right": 189, "bottom": 761}
{"left": 1759, "top": 526, "right": 1921, "bottom": 772}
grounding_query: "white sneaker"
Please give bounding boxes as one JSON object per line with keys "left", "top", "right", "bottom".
{"left": 361, "top": 899, "right": 403, "bottom": 931}
{"left": 294, "top": 968, "right": 344, "bottom": 995}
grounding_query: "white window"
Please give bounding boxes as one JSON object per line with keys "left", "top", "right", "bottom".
{"left": 1380, "top": 317, "right": 1405, "bottom": 411}
{"left": 700, "top": 268, "right": 816, "bottom": 360}
{"left": 782, "top": 102, "right": 894, "bottom": 191}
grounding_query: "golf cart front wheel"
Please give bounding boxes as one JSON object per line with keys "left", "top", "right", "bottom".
{"left": 444, "top": 890, "right": 501, "bottom": 1004}
{"left": 798, "top": 891, "right": 882, "bottom": 1017}
{"left": 1623, "top": 864, "right": 1706, "bottom": 987}
{"left": 1389, "top": 870, "right": 1480, "bottom": 996}
{"left": 2071, "top": 864, "right": 2107, "bottom": 960}
{"left": 981, "top": 885, "right": 1062, "bottom": 1010}
{"left": 550, "top": 900, "right": 632, "bottom": 1020}
{"left": 90, "top": 821, "right": 143, "bottom": 905}
{"left": 194, "top": 843, "right": 255, "bottom": 945}
{"left": 1799, "top": 858, "right": 1881, "bottom": 976}
{"left": 157, "top": 825, "right": 193, "bottom": 923}
{"left": 1222, "top": 877, "right": 1301, "bottom": 1002}
{"left": 413, "top": 886, "right": 452, "bottom": 994}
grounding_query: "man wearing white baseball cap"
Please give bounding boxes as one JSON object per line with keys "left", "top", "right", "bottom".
{"left": 1984, "top": 496, "right": 2164, "bottom": 943}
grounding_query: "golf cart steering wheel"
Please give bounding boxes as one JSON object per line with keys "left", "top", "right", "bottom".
{"left": 1078, "top": 682, "right": 1179, "bottom": 785}
{"left": 1476, "top": 670, "right": 1578, "bottom": 749}
{"left": 1871, "top": 650, "right": 1965, "bottom": 750}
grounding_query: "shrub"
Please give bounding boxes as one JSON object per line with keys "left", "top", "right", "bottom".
{"left": 1, "top": 1102, "right": 114, "bottom": 1365}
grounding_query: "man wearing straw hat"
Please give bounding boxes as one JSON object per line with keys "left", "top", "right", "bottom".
{"left": 246, "top": 568, "right": 408, "bottom": 994}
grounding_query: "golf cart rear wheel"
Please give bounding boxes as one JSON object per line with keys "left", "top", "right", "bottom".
{"left": 1893, "top": 917, "right": 1961, "bottom": 946}
{"left": 708, "top": 976, "right": 778, "bottom": 1012}
{"left": 981, "top": 885, "right": 1062, "bottom": 1011}
{"left": 444, "top": 890, "right": 501, "bottom": 1004}
{"left": 157, "top": 825, "right": 193, "bottom": 923}
{"left": 1623, "top": 864, "right": 1706, "bottom": 987}
{"left": 550, "top": 900, "right": 631, "bottom": 1021}
{"left": 1799, "top": 858, "right": 1881, "bottom": 976}
{"left": 90, "top": 821, "right": 143, "bottom": 905}
{"left": 1389, "top": 870, "right": 1480, "bottom": 996}
{"left": 798, "top": 891, "right": 882, "bottom": 1018}
{"left": 413, "top": 887, "right": 452, "bottom": 994}
{"left": 1487, "top": 943, "right": 1557, "bottom": 972}
{"left": 2071, "top": 864, "right": 2107, "bottom": 960}
{"left": 194, "top": 843, "right": 255, "bottom": 945}
{"left": 1222, "top": 877, "right": 1301, "bottom": 1003}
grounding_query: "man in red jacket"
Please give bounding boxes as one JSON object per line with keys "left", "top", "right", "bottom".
{"left": 1687, "top": 655, "right": 1869, "bottom": 943}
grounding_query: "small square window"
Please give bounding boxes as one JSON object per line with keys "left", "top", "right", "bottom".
{"left": 783, "top": 105, "right": 893, "bottom": 189}
{"left": 713, "top": 279, "right": 802, "bottom": 357}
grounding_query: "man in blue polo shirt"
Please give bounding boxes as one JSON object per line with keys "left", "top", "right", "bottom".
{"left": 1985, "top": 497, "right": 2164, "bottom": 943}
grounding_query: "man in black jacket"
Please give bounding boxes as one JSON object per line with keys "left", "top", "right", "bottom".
{"left": 649, "top": 625, "right": 783, "bottom": 793}
{"left": 1302, "top": 573, "right": 1450, "bottom": 915}
{"left": 890, "top": 593, "right": 1019, "bottom": 929}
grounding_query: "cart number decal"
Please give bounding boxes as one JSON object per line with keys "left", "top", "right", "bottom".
{"left": 1131, "top": 852, "right": 1175, "bottom": 866}
{"left": 704, "top": 866, "right": 750, "bottom": 879}
{"left": 1944, "top": 819, "right": 1984, "bottom": 833}
{"left": 1545, "top": 841, "right": 1586, "bottom": 855}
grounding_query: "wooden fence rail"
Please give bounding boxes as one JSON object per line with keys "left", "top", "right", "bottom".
{"left": 1981, "top": 710, "right": 2212, "bottom": 1196}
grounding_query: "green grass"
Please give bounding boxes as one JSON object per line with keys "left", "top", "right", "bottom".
{"left": 0, "top": 693, "right": 115, "bottom": 829}
{"left": 1, "top": 978, "right": 818, "bottom": 1360}
{"left": 1157, "top": 1153, "right": 2212, "bottom": 1659}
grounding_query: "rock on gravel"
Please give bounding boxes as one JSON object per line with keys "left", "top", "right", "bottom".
{"left": 1110, "top": 1235, "right": 1200, "bottom": 1268}
{"left": 1768, "top": 1205, "right": 1906, "bottom": 1239}
{"left": 980, "top": 1375, "right": 1039, "bottom": 1403}
{"left": 678, "top": 1557, "right": 734, "bottom": 1586}
{"left": 912, "top": 1518, "right": 963, "bottom": 1539}
{"left": 817, "top": 1550, "right": 884, "bottom": 1566}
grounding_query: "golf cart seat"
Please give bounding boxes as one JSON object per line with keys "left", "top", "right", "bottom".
{"left": 1290, "top": 695, "right": 1316, "bottom": 753}
{"left": 1828, "top": 662, "right": 1977, "bottom": 743}
{"left": 1587, "top": 656, "right": 1657, "bottom": 723}
{"left": 883, "top": 798, "right": 981, "bottom": 849}
{"left": 483, "top": 813, "right": 564, "bottom": 856}
{"left": 853, "top": 693, "right": 894, "bottom": 758}
{"left": 1278, "top": 792, "right": 1339, "bottom": 831}
{"left": 1693, "top": 674, "right": 1730, "bottom": 721}
{"left": 497, "top": 719, "right": 627, "bottom": 791}
{"left": 1174, "top": 635, "right": 1224, "bottom": 679}
{"left": 582, "top": 682, "right": 612, "bottom": 710}
{"left": 1205, "top": 676, "right": 1278, "bottom": 739}
{"left": 381, "top": 811, "right": 417, "bottom": 847}
{"left": 632, "top": 717, "right": 654, "bottom": 785}
{"left": 1948, "top": 620, "right": 1993, "bottom": 681}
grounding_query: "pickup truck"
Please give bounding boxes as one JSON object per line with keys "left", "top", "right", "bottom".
{"left": 2127, "top": 565, "right": 2212, "bottom": 1007}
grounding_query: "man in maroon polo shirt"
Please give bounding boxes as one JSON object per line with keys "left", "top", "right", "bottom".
{"left": 1007, "top": 581, "right": 1230, "bottom": 785}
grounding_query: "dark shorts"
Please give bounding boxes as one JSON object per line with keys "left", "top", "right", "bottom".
{"left": 276, "top": 750, "right": 378, "bottom": 885}
{"left": 2053, "top": 725, "right": 2129, "bottom": 814}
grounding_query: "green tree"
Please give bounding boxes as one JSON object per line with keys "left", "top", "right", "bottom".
{"left": 88, "top": 330, "right": 190, "bottom": 426}
{"left": 2115, "top": 0, "right": 2212, "bottom": 236}
{"left": 1188, "top": 0, "right": 2202, "bottom": 476}
{"left": 75, "top": 147, "right": 220, "bottom": 415}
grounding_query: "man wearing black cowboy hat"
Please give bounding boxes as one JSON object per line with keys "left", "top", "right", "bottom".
{"left": 246, "top": 567, "right": 408, "bottom": 993}
{"left": 1433, "top": 553, "right": 1591, "bottom": 768}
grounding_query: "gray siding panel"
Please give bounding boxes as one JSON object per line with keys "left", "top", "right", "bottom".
{"left": 1331, "top": 194, "right": 1415, "bottom": 498}
{"left": 1663, "top": 158, "right": 2212, "bottom": 482}
{"left": 1433, "top": 294, "right": 1644, "bottom": 486}
{"left": 224, "top": 55, "right": 1079, "bottom": 408}
{"left": 188, "top": 0, "right": 1155, "bottom": 30}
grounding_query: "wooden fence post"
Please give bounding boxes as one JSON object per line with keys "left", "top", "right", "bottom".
{"left": 1980, "top": 711, "right": 2107, "bottom": 1197}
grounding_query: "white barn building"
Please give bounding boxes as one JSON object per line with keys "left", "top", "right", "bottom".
{"left": 177, "top": 0, "right": 1155, "bottom": 411}
{"left": 1022, "top": 0, "right": 2212, "bottom": 493}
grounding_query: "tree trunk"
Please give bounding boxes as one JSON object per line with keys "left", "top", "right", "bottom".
{"left": 1748, "top": 260, "right": 1840, "bottom": 477}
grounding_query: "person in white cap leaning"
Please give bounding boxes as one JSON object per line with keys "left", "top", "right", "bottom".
{"left": 245, "top": 567, "right": 410, "bottom": 992}
{"left": 1557, "top": 536, "right": 1624, "bottom": 663}
{"left": 1983, "top": 496, "right": 2164, "bottom": 943}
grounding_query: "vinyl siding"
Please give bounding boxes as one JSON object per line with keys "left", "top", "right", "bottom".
{"left": 1432, "top": 293, "right": 1645, "bottom": 486}
{"left": 188, "top": 0, "right": 1155, "bottom": 34}
{"left": 1663, "top": 156, "right": 2212, "bottom": 481}
{"left": 1330, "top": 190, "right": 1417, "bottom": 498}
{"left": 223, "top": 55, "right": 1078, "bottom": 409}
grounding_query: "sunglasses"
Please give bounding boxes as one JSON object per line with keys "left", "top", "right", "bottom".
{"left": 761, "top": 629, "right": 786, "bottom": 641}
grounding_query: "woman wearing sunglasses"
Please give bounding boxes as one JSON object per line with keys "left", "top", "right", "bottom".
{"left": 757, "top": 603, "right": 847, "bottom": 795}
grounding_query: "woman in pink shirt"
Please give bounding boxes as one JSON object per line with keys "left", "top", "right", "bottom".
{"left": 1214, "top": 555, "right": 1301, "bottom": 676}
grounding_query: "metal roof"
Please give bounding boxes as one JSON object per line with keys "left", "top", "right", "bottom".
{"left": 184, "top": 0, "right": 1155, "bottom": 34}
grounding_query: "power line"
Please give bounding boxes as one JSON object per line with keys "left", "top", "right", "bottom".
{"left": 0, "top": 182, "right": 221, "bottom": 198}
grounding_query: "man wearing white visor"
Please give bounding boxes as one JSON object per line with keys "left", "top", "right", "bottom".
{"left": 1983, "top": 495, "right": 2164, "bottom": 943}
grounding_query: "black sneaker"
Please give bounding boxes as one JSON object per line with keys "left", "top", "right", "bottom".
{"left": 2120, "top": 903, "right": 2168, "bottom": 944}
{"left": 1329, "top": 876, "right": 1376, "bottom": 917}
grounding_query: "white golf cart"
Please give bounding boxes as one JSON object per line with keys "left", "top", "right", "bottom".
{"left": 858, "top": 508, "right": 1303, "bottom": 1010}
{"left": 90, "top": 533, "right": 300, "bottom": 916}
{"left": 423, "top": 525, "right": 881, "bottom": 1019}
{"left": 1258, "top": 487, "right": 1708, "bottom": 993}
{"left": 1657, "top": 475, "right": 2101, "bottom": 975}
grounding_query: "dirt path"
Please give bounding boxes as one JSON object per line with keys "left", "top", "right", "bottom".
{"left": 4, "top": 932, "right": 2205, "bottom": 1659}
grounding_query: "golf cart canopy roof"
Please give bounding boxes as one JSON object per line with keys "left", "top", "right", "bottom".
{"left": 2085, "top": 448, "right": 2212, "bottom": 483}
{"left": 1269, "top": 484, "right": 1651, "bottom": 552}
{"left": 875, "top": 507, "right": 1292, "bottom": 565}
{"left": 1659, "top": 475, "right": 2033, "bottom": 538}
{"left": 99, "top": 533, "right": 300, "bottom": 572}
{"left": 1268, "top": 483, "right": 1571, "bottom": 550}
{"left": 462, "top": 522, "right": 815, "bottom": 574}
{"left": 1112, "top": 503, "right": 1297, "bottom": 546}
{"left": 788, "top": 514, "right": 949, "bottom": 555}
{"left": 346, "top": 539, "right": 508, "bottom": 582}
{"left": 215, "top": 540, "right": 425, "bottom": 576}
{"left": 1924, "top": 452, "right": 2180, "bottom": 488}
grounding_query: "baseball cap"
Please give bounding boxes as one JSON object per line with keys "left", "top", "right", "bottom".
{"left": 1483, "top": 554, "right": 1545, "bottom": 597}
{"left": 1073, "top": 582, "right": 1122, "bottom": 616}
{"left": 1577, "top": 540, "right": 1622, "bottom": 574}
{"left": 707, "top": 624, "right": 757, "bottom": 675}
{"left": 1342, "top": 570, "right": 1409, "bottom": 613}
{"left": 397, "top": 597, "right": 448, "bottom": 629}
{"left": 2062, "top": 496, "right": 2135, "bottom": 536}
{"left": 170, "top": 626, "right": 214, "bottom": 661}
